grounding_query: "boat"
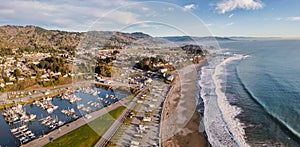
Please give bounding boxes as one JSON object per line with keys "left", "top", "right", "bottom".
{"left": 53, "top": 105, "right": 59, "bottom": 110}
{"left": 19, "top": 125, "right": 27, "bottom": 130}
{"left": 10, "top": 128, "right": 18, "bottom": 133}
{"left": 29, "top": 114, "right": 36, "bottom": 121}
{"left": 72, "top": 114, "right": 79, "bottom": 119}
{"left": 12, "top": 116, "right": 20, "bottom": 122}
{"left": 47, "top": 108, "right": 54, "bottom": 113}
{"left": 58, "top": 121, "right": 65, "bottom": 126}
{"left": 77, "top": 104, "right": 84, "bottom": 109}
{"left": 21, "top": 128, "right": 28, "bottom": 132}
{"left": 25, "top": 130, "right": 32, "bottom": 135}
{"left": 19, "top": 136, "right": 26, "bottom": 141}
{"left": 92, "top": 91, "right": 98, "bottom": 96}
{"left": 2, "top": 111, "right": 8, "bottom": 117}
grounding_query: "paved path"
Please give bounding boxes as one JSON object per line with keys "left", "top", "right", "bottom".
{"left": 94, "top": 89, "right": 147, "bottom": 147}
{"left": 23, "top": 101, "right": 122, "bottom": 147}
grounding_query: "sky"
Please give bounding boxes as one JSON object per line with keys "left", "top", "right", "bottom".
{"left": 0, "top": 0, "right": 299, "bottom": 38}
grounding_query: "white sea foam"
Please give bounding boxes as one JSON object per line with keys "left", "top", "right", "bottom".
{"left": 199, "top": 54, "right": 250, "bottom": 146}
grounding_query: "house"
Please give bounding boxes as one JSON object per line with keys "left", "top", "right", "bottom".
{"left": 105, "top": 80, "right": 113, "bottom": 84}
{"left": 144, "top": 78, "right": 152, "bottom": 84}
{"left": 166, "top": 75, "right": 174, "bottom": 81}
{"left": 142, "top": 117, "right": 151, "bottom": 122}
{"left": 148, "top": 104, "right": 155, "bottom": 108}
{"left": 5, "top": 82, "right": 14, "bottom": 85}
{"left": 43, "top": 78, "right": 50, "bottom": 81}
{"left": 9, "top": 77, "right": 16, "bottom": 81}
{"left": 40, "top": 74, "right": 47, "bottom": 79}
{"left": 52, "top": 72, "right": 61, "bottom": 76}
{"left": 0, "top": 83, "right": 5, "bottom": 87}
{"left": 18, "top": 77, "right": 25, "bottom": 81}
{"left": 158, "top": 68, "right": 168, "bottom": 73}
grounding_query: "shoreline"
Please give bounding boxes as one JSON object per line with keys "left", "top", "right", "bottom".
{"left": 199, "top": 54, "right": 251, "bottom": 146}
{"left": 161, "top": 60, "right": 208, "bottom": 147}
{"left": 213, "top": 55, "right": 249, "bottom": 146}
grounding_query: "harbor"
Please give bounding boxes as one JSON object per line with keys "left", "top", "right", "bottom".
{"left": 0, "top": 87, "right": 128, "bottom": 146}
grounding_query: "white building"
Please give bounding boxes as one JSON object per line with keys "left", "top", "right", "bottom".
{"left": 158, "top": 68, "right": 168, "bottom": 73}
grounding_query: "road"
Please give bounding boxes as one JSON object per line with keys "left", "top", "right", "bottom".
{"left": 113, "top": 81, "right": 169, "bottom": 147}
{"left": 0, "top": 81, "right": 85, "bottom": 105}
{"left": 0, "top": 80, "right": 136, "bottom": 106}
{"left": 94, "top": 89, "right": 147, "bottom": 147}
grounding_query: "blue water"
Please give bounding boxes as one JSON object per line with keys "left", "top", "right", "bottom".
{"left": 219, "top": 40, "right": 300, "bottom": 146}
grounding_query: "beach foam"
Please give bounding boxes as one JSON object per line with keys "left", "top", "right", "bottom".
{"left": 199, "top": 54, "right": 250, "bottom": 146}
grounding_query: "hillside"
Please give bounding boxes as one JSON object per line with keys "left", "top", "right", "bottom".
{"left": 82, "top": 31, "right": 171, "bottom": 49}
{"left": 0, "top": 25, "right": 83, "bottom": 51}
{"left": 0, "top": 25, "right": 171, "bottom": 53}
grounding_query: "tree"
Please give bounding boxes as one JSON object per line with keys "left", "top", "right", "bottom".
{"left": 3, "top": 76, "right": 10, "bottom": 83}
{"left": 13, "top": 69, "right": 21, "bottom": 79}
{"left": 19, "top": 83, "right": 25, "bottom": 90}
{"left": 31, "top": 63, "right": 39, "bottom": 72}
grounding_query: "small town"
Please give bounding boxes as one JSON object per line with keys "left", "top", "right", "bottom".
{"left": 1, "top": 0, "right": 299, "bottom": 147}
{"left": 0, "top": 25, "right": 206, "bottom": 147}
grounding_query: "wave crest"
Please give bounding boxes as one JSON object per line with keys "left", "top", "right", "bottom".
{"left": 199, "top": 54, "right": 250, "bottom": 146}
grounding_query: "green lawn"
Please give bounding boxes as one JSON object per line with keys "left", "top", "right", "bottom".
{"left": 44, "top": 106, "right": 126, "bottom": 147}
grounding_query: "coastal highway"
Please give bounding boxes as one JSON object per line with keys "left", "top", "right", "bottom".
{"left": 94, "top": 89, "right": 147, "bottom": 147}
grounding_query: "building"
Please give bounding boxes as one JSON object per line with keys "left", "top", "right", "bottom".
{"left": 158, "top": 68, "right": 168, "bottom": 73}
{"left": 166, "top": 75, "right": 174, "bottom": 82}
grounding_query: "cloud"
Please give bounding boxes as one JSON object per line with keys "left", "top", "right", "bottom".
{"left": 103, "top": 11, "right": 139, "bottom": 25}
{"left": 0, "top": 9, "right": 15, "bottom": 15}
{"left": 226, "top": 22, "right": 235, "bottom": 26}
{"left": 0, "top": 0, "right": 139, "bottom": 31}
{"left": 183, "top": 4, "right": 196, "bottom": 11}
{"left": 164, "top": 7, "right": 175, "bottom": 11}
{"left": 287, "top": 17, "right": 300, "bottom": 21}
{"left": 141, "top": 7, "right": 149, "bottom": 11}
{"left": 205, "top": 23, "right": 212, "bottom": 27}
{"left": 229, "top": 13, "right": 234, "bottom": 18}
{"left": 216, "top": 0, "right": 264, "bottom": 14}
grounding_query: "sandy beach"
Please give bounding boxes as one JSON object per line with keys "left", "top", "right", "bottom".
{"left": 162, "top": 60, "right": 208, "bottom": 147}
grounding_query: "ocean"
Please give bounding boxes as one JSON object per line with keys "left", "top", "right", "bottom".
{"left": 200, "top": 40, "right": 300, "bottom": 146}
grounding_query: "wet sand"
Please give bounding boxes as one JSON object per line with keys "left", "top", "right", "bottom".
{"left": 162, "top": 61, "right": 208, "bottom": 147}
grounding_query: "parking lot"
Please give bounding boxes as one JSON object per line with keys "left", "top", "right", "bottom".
{"left": 110, "top": 80, "right": 170, "bottom": 147}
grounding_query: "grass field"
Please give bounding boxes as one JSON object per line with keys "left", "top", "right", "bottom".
{"left": 44, "top": 106, "right": 126, "bottom": 147}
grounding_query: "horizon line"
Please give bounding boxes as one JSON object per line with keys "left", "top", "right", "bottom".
{"left": 1, "top": 24, "right": 300, "bottom": 39}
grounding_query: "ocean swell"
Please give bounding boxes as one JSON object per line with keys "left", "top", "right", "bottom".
{"left": 236, "top": 67, "right": 300, "bottom": 139}
{"left": 199, "top": 54, "right": 250, "bottom": 146}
